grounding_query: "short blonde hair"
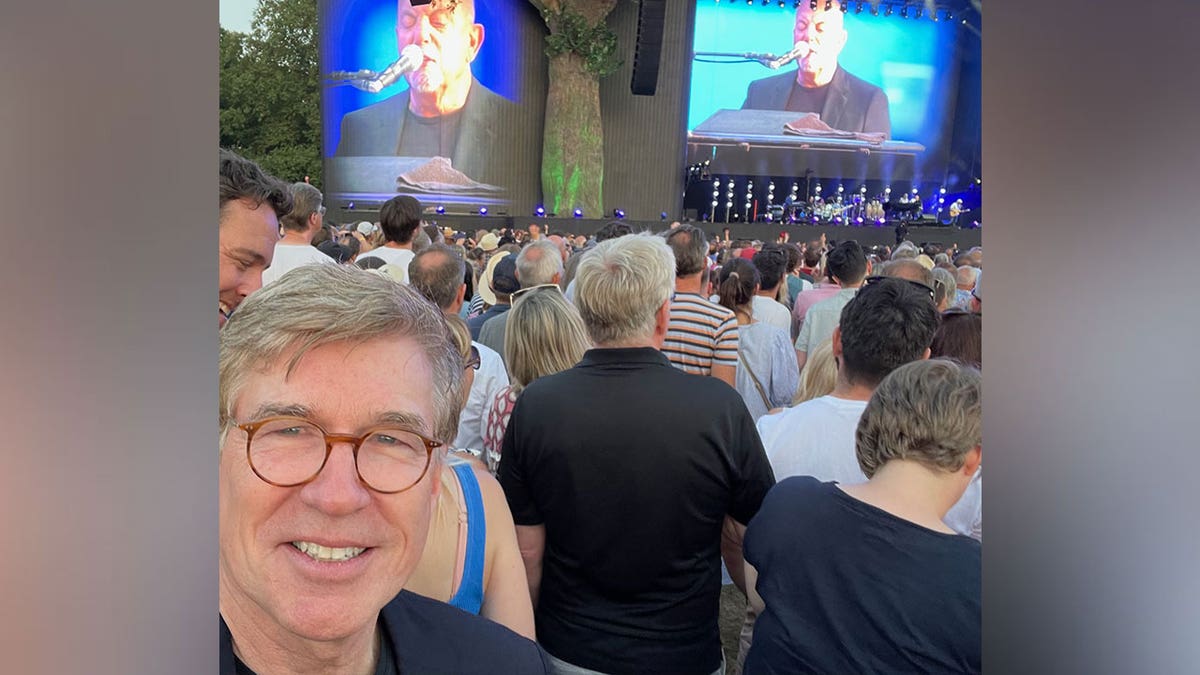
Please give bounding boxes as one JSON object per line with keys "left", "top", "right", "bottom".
{"left": 793, "top": 337, "right": 836, "bottom": 405}
{"left": 219, "top": 264, "right": 464, "bottom": 445}
{"left": 505, "top": 289, "right": 591, "bottom": 392}
{"left": 574, "top": 232, "right": 674, "bottom": 346}
{"left": 855, "top": 359, "right": 981, "bottom": 478}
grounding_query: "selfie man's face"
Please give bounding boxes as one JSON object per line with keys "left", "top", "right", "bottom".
{"left": 792, "top": 2, "right": 848, "bottom": 84}
{"left": 396, "top": 0, "right": 483, "bottom": 103}
{"left": 219, "top": 199, "right": 281, "bottom": 327}
{"left": 219, "top": 336, "right": 442, "bottom": 641}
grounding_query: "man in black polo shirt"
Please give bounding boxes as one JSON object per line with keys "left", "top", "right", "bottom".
{"left": 498, "top": 233, "right": 777, "bottom": 675}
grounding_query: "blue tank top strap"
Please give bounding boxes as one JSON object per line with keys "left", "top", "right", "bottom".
{"left": 447, "top": 460, "right": 487, "bottom": 614}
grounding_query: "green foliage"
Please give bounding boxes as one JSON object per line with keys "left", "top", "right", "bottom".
{"left": 541, "top": 7, "right": 622, "bottom": 77}
{"left": 219, "top": 0, "right": 322, "bottom": 189}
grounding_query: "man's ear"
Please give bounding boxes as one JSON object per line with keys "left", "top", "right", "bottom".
{"left": 921, "top": 347, "right": 931, "bottom": 361}
{"left": 468, "top": 23, "right": 485, "bottom": 61}
{"left": 831, "top": 324, "right": 843, "bottom": 358}
{"left": 455, "top": 282, "right": 466, "bottom": 306}
{"left": 962, "top": 445, "right": 982, "bottom": 476}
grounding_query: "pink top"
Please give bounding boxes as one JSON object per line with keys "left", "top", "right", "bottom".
{"left": 483, "top": 385, "right": 519, "bottom": 474}
{"left": 791, "top": 284, "right": 844, "bottom": 338}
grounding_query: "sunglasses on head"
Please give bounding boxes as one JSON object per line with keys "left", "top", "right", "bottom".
{"left": 511, "top": 283, "right": 564, "bottom": 302}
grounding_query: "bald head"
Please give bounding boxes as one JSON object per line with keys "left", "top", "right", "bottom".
{"left": 880, "top": 259, "right": 934, "bottom": 288}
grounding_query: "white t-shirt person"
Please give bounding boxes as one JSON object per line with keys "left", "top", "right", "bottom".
{"left": 260, "top": 243, "right": 334, "bottom": 287}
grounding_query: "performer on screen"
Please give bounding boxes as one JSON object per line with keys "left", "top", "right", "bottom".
{"left": 335, "top": 0, "right": 539, "bottom": 196}
{"left": 741, "top": 0, "right": 891, "bottom": 138}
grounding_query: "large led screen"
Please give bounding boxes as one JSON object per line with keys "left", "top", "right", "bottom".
{"left": 687, "top": 0, "right": 968, "bottom": 188}
{"left": 321, "top": 0, "right": 547, "bottom": 213}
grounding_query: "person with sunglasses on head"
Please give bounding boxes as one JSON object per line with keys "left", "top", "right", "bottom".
{"left": 478, "top": 240, "right": 563, "bottom": 361}
{"left": 260, "top": 182, "right": 336, "bottom": 288}
{"left": 217, "top": 264, "right": 549, "bottom": 675}
{"left": 406, "top": 314, "right": 537, "bottom": 640}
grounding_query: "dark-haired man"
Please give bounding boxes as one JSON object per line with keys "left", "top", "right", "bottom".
{"left": 358, "top": 194, "right": 423, "bottom": 282}
{"left": 261, "top": 183, "right": 334, "bottom": 287}
{"left": 751, "top": 244, "right": 792, "bottom": 333}
{"left": 218, "top": 148, "right": 293, "bottom": 328}
{"left": 793, "top": 239, "right": 868, "bottom": 371}
{"left": 760, "top": 276, "right": 979, "bottom": 536}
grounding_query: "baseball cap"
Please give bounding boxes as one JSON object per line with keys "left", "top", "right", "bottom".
{"left": 356, "top": 221, "right": 378, "bottom": 236}
{"left": 478, "top": 232, "right": 499, "bottom": 252}
{"left": 915, "top": 254, "right": 935, "bottom": 270}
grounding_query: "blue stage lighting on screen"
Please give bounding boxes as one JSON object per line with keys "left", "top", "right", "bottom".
{"left": 535, "top": 206, "right": 546, "bottom": 217}
{"left": 435, "top": 204, "right": 445, "bottom": 215}
{"left": 479, "top": 207, "right": 488, "bottom": 216}
{"left": 573, "top": 208, "right": 584, "bottom": 218}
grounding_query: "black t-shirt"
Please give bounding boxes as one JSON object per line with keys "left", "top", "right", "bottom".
{"left": 397, "top": 106, "right": 463, "bottom": 159}
{"left": 498, "top": 347, "right": 777, "bottom": 675}
{"left": 744, "top": 477, "right": 981, "bottom": 674}
{"left": 784, "top": 80, "right": 831, "bottom": 116}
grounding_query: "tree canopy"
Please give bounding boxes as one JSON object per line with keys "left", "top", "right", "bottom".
{"left": 220, "top": 0, "right": 322, "bottom": 188}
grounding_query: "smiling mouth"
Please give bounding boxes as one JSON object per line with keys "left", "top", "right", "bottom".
{"left": 291, "top": 541, "right": 368, "bottom": 562}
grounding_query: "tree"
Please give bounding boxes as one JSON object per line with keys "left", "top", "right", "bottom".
{"left": 533, "top": 0, "right": 621, "bottom": 217}
{"left": 219, "top": 0, "right": 322, "bottom": 188}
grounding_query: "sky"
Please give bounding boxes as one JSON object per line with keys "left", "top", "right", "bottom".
{"left": 219, "top": 0, "right": 258, "bottom": 33}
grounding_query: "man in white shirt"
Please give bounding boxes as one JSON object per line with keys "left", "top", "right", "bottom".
{"left": 758, "top": 276, "right": 980, "bottom": 538}
{"left": 358, "top": 194, "right": 423, "bottom": 282}
{"left": 260, "top": 182, "right": 334, "bottom": 287}
{"left": 408, "top": 243, "right": 510, "bottom": 452}
{"left": 750, "top": 244, "right": 793, "bottom": 333}
{"left": 794, "top": 240, "right": 869, "bottom": 371}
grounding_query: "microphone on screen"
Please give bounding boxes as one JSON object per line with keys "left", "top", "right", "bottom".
{"left": 768, "top": 41, "right": 810, "bottom": 69}
{"left": 327, "top": 44, "right": 425, "bottom": 93}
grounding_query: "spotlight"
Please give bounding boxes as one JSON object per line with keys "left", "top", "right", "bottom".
{"left": 899, "top": 5, "right": 907, "bottom": 18}
{"left": 912, "top": 187, "right": 919, "bottom": 194}
{"left": 884, "top": 186, "right": 891, "bottom": 193}
{"left": 855, "top": 1, "right": 863, "bottom": 12}
{"left": 791, "top": 183, "right": 799, "bottom": 192}
{"left": 713, "top": 190, "right": 720, "bottom": 198}
{"left": 573, "top": 208, "right": 583, "bottom": 218}
{"left": 613, "top": 208, "right": 626, "bottom": 219}
{"left": 837, "top": 185, "right": 844, "bottom": 193}
{"left": 884, "top": 4, "right": 892, "bottom": 15}
{"left": 478, "top": 206, "right": 488, "bottom": 216}
{"left": 860, "top": 185, "right": 867, "bottom": 193}
{"left": 815, "top": 184, "right": 822, "bottom": 192}
{"left": 748, "top": 180, "right": 754, "bottom": 187}
{"left": 913, "top": 6, "right": 922, "bottom": 18}
{"left": 726, "top": 201, "right": 734, "bottom": 208}
{"left": 661, "top": 212, "right": 669, "bottom": 220}
{"left": 824, "top": 0, "right": 831, "bottom": 10}
{"left": 746, "top": 0, "right": 753, "bottom": 6}
{"left": 839, "top": 1, "right": 847, "bottom": 11}
{"left": 768, "top": 181, "right": 775, "bottom": 190}
{"left": 855, "top": 217, "right": 863, "bottom": 224}
{"left": 347, "top": 201, "right": 355, "bottom": 210}
{"left": 713, "top": 179, "right": 720, "bottom": 187}
{"left": 779, "top": 0, "right": 786, "bottom": 7}
{"left": 436, "top": 204, "right": 446, "bottom": 215}
{"left": 809, "top": 0, "right": 817, "bottom": 8}
{"left": 711, "top": 200, "right": 719, "bottom": 208}
{"left": 870, "top": 3, "right": 878, "bottom": 15}
{"left": 534, "top": 205, "right": 546, "bottom": 217}
{"left": 762, "top": 0, "right": 771, "bottom": 6}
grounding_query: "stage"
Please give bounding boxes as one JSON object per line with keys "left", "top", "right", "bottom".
{"left": 336, "top": 212, "right": 982, "bottom": 250}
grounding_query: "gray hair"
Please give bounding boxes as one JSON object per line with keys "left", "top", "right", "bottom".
{"left": 855, "top": 359, "right": 981, "bottom": 478}
{"left": 574, "top": 232, "right": 675, "bottom": 346}
{"left": 891, "top": 241, "right": 920, "bottom": 260}
{"left": 956, "top": 265, "right": 979, "bottom": 287}
{"left": 219, "top": 264, "right": 464, "bottom": 445}
{"left": 408, "top": 244, "right": 466, "bottom": 311}
{"left": 279, "top": 182, "right": 323, "bottom": 233}
{"left": 516, "top": 240, "right": 563, "bottom": 287}
{"left": 931, "top": 267, "right": 956, "bottom": 308}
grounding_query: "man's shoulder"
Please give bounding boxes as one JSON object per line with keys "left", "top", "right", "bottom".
{"left": 671, "top": 293, "right": 736, "bottom": 321}
{"left": 747, "top": 70, "right": 796, "bottom": 96}
{"left": 835, "top": 66, "right": 885, "bottom": 97}
{"left": 343, "top": 90, "right": 411, "bottom": 123}
{"left": 382, "top": 591, "right": 549, "bottom": 673}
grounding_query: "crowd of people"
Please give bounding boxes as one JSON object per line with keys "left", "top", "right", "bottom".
{"left": 217, "top": 148, "right": 983, "bottom": 674}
